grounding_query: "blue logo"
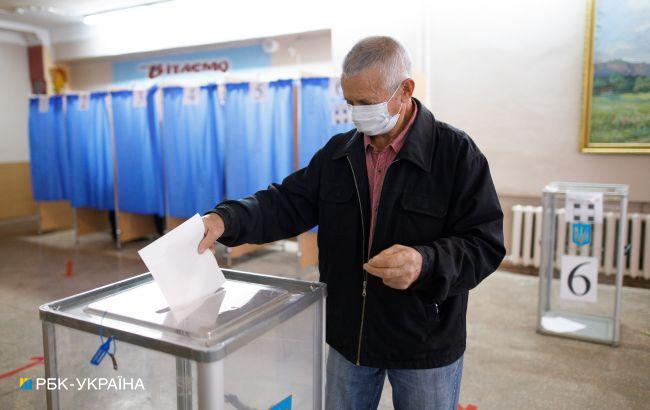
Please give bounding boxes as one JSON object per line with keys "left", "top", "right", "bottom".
{"left": 571, "top": 223, "right": 592, "bottom": 246}
{"left": 19, "top": 378, "right": 32, "bottom": 390}
{"left": 270, "top": 395, "right": 292, "bottom": 410}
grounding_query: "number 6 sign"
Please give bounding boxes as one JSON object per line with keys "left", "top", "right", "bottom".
{"left": 560, "top": 255, "right": 598, "bottom": 303}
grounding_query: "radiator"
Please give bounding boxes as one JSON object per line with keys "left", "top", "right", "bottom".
{"left": 508, "top": 205, "right": 650, "bottom": 279}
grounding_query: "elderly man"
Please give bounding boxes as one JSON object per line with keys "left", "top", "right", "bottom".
{"left": 199, "top": 36, "right": 505, "bottom": 409}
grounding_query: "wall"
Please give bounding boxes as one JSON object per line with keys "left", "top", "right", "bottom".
{"left": 425, "top": 0, "right": 650, "bottom": 203}
{"left": 0, "top": 40, "right": 31, "bottom": 163}
{"left": 0, "top": 38, "right": 37, "bottom": 219}
{"left": 65, "top": 57, "right": 113, "bottom": 90}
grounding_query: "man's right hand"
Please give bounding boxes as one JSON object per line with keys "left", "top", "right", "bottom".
{"left": 198, "top": 213, "right": 225, "bottom": 254}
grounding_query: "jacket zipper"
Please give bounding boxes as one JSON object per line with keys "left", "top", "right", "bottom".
{"left": 347, "top": 156, "right": 401, "bottom": 365}
{"left": 346, "top": 156, "right": 367, "bottom": 365}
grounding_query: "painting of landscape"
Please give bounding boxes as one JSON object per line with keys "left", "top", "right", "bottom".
{"left": 583, "top": 0, "right": 650, "bottom": 153}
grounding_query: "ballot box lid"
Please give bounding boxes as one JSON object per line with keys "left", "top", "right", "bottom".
{"left": 543, "top": 182, "right": 628, "bottom": 197}
{"left": 39, "top": 269, "right": 326, "bottom": 362}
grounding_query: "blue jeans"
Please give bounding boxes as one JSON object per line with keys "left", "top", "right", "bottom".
{"left": 325, "top": 347, "right": 463, "bottom": 410}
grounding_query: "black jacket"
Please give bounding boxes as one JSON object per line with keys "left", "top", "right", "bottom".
{"left": 210, "top": 98, "right": 505, "bottom": 369}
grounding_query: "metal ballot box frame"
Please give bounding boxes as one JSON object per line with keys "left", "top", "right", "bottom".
{"left": 537, "top": 182, "right": 628, "bottom": 346}
{"left": 39, "top": 269, "right": 326, "bottom": 410}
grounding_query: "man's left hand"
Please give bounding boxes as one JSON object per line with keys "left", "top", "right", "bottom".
{"left": 363, "top": 244, "right": 423, "bottom": 290}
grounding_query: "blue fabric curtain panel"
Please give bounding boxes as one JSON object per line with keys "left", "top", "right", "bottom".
{"left": 299, "top": 78, "right": 353, "bottom": 168}
{"left": 111, "top": 88, "right": 165, "bottom": 216}
{"left": 28, "top": 95, "right": 71, "bottom": 201}
{"left": 161, "top": 85, "right": 225, "bottom": 218}
{"left": 66, "top": 92, "right": 115, "bottom": 210}
{"left": 223, "top": 80, "right": 294, "bottom": 200}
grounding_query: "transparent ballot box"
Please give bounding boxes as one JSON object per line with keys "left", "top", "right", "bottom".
{"left": 39, "top": 269, "right": 326, "bottom": 409}
{"left": 537, "top": 182, "right": 628, "bottom": 346}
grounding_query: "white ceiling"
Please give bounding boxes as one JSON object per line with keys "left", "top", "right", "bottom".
{"left": 0, "top": 0, "right": 167, "bottom": 28}
{"left": 0, "top": 0, "right": 334, "bottom": 62}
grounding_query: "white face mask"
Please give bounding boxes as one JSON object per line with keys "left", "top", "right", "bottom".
{"left": 348, "top": 84, "right": 403, "bottom": 136}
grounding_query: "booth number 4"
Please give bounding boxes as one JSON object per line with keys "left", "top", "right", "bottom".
{"left": 560, "top": 255, "right": 598, "bottom": 303}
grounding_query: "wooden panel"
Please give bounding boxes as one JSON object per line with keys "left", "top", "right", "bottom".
{"left": 298, "top": 232, "right": 319, "bottom": 267}
{"left": 167, "top": 217, "right": 187, "bottom": 231}
{"left": 118, "top": 212, "right": 157, "bottom": 243}
{"left": 0, "top": 162, "right": 37, "bottom": 220}
{"left": 76, "top": 208, "right": 109, "bottom": 235}
{"left": 39, "top": 201, "right": 73, "bottom": 232}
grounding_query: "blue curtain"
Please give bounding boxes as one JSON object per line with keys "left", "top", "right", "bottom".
{"left": 111, "top": 88, "right": 165, "bottom": 216}
{"left": 67, "top": 93, "right": 115, "bottom": 210}
{"left": 223, "top": 80, "right": 294, "bottom": 200}
{"left": 161, "top": 85, "right": 225, "bottom": 218}
{"left": 299, "top": 78, "right": 353, "bottom": 168}
{"left": 28, "top": 96, "right": 71, "bottom": 201}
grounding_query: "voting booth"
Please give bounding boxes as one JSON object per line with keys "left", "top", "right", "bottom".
{"left": 537, "top": 182, "right": 628, "bottom": 346}
{"left": 40, "top": 270, "right": 326, "bottom": 409}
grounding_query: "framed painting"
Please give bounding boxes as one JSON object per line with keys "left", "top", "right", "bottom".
{"left": 581, "top": 0, "right": 650, "bottom": 154}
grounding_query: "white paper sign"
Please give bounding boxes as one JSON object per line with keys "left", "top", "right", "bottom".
{"left": 132, "top": 89, "right": 147, "bottom": 108}
{"left": 217, "top": 84, "right": 226, "bottom": 105}
{"left": 560, "top": 255, "right": 598, "bottom": 303}
{"left": 38, "top": 95, "right": 49, "bottom": 113}
{"left": 328, "top": 77, "right": 343, "bottom": 98}
{"left": 182, "top": 86, "right": 201, "bottom": 106}
{"left": 331, "top": 102, "right": 352, "bottom": 126}
{"left": 565, "top": 191, "right": 603, "bottom": 224}
{"left": 250, "top": 82, "right": 269, "bottom": 102}
{"left": 78, "top": 92, "right": 90, "bottom": 111}
{"left": 138, "top": 214, "right": 225, "bottom": 322}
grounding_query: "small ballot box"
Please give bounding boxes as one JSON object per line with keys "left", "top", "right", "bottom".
{"left": 39, "top": 269, "right": 326, "bottom": 409}
{"left": 537, "top": 182, "right": 628, "bottom": 346}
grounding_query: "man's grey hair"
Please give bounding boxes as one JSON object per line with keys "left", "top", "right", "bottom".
{"left": 342, "top": 36, "right": 412, "bottom": 93}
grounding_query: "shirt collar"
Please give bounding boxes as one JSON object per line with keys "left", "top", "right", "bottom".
{"left": 332, "top": 97, "right": 434, "bottom": 173}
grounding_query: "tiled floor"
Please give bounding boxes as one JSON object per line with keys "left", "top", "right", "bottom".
{"left": 0, "top": 225, "right": 648, "bottom": 409}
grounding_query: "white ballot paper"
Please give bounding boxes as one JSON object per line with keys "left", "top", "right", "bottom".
{"left": 541, "top": 316, "right": 586, "bottom": 333}
{"left": 138, "top": 213, "right": 225, "bottom": 322}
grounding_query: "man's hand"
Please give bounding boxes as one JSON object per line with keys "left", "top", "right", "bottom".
{"left": 198, "top": 213, "right": 225, "bottom": 254}
{"left": 363, "top": 244, "right": 423, "bottom": 290}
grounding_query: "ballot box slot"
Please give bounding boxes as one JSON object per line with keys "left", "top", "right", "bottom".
{"left": 84, "top": 279, "right": 291, "bottom": 341}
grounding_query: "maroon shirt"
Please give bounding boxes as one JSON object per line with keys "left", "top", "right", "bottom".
{"left": 364, "top": 102, "right": 418, "bottom": 253}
